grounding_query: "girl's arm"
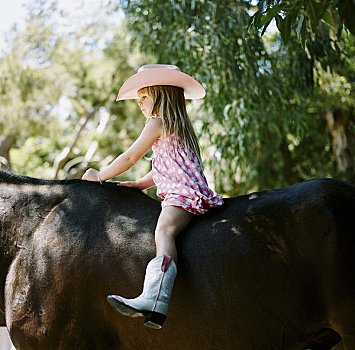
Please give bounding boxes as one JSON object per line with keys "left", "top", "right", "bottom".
{"left": 116, "top": 170, "right": 155, "bottom": 190}
{"left": 82, "top": 118, "right": 162, "bottom": 182}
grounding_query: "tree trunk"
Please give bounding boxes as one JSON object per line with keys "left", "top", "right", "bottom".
{"left": 0, "top": 135, "right": 16, "bottom": 170}
{"left": 326, "top": 108, "right": 355, "bottom": 182}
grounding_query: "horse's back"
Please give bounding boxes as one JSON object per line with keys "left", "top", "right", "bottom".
{"left": 178, "top": 178, "right": 355, "bottom": 349}
{"left": 4, "top": 177, "right": 355, "bottom": 349}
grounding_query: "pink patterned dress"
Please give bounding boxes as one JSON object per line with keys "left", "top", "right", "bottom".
{"left": 151, "top": 120, "right": 224, "bottom": 215}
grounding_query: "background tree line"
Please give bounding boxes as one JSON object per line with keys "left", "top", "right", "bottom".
{"left": 0, "top": 0, "right": 354, "bottom": 197}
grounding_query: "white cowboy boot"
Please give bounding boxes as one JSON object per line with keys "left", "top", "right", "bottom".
{"left": 107, "top": 255, "right": 177, "bottom": 329}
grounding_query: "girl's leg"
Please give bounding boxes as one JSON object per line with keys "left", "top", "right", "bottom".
{"left": 154, "top": 205, "right": 193, "bottom": 263}
{"left": 107, "top": 205, "right": 192, "bottom": 329}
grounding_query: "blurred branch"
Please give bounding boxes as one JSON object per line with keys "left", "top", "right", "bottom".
{"left": 52, "top": 104, "right": 101, "bottom": 179}
{"left": 55, "top": 104, "right": 112, "bottom": 179}
{"left": 65, "top": 153, "right": 114, "bottom": 179}
{"left": 0, "top": 135, "right": 16, "bottom": 170}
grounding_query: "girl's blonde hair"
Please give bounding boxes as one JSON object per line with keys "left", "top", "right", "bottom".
{"left": 138, "top": 85, "right": 203, "bottom": 167}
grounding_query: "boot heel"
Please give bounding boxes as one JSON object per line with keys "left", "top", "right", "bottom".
{"left": 144, "top": 312, "right": 166, "bottom": 329}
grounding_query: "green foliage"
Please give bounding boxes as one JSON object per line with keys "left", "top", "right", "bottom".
{"left": 116, "top": 0, "right": 354, "bottom": 193}
{"left": 1, "top": 0, "right": 353, "bottom": 194}
{"left": 249, "top": 0, "right": 354, "bottom": 70}
{"left": 10, "top": 136, "right": 61, "bottom": 178}
{"left": 250, "top": 1, "right": 355, "bottom": 38}
{"left": 114, "top": 1, "right": 310, "bottom": 192}
{"left": 1, "top": 0, "right": 152, "bottom": 181}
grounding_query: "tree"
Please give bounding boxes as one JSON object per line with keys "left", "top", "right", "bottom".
{"left": 0, "top": 1, "right": 64, "bottom": 170}
{"left": 250, "top": 0, "right": 355, "bottom": 182}
{"left": 114, "top": 0, "right": 354, "bottom": 194}
{"left": 0, "top": 0, "right": 154, "bottom": 183}
{"left": 250, "top": 0, "right": 355, "bottom": 46}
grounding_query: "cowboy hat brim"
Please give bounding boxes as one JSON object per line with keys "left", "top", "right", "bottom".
{"left": 116, "top": 68, "right": 206, "bottom": 101}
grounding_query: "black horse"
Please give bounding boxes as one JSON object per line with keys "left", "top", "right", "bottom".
{"left": 0, "top": 170, "right": 354, "bottom": 349}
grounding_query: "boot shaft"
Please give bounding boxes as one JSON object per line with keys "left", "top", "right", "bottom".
{"left": 143, "top": 255, "right": 177, "bottom": 305}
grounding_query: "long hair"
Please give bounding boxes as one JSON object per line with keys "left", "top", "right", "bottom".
{"left": 138, "top": 85, "right": 203, "bottom": 167}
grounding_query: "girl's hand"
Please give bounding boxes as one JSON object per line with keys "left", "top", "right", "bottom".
{"left": 115, "top": 180, "right": 140, "bottom": 188}
{"left": 82, "top": 168, "right": 101, "bottom": 182}
{"left": 115, "top": 171, "right": 155, "bottom": 190}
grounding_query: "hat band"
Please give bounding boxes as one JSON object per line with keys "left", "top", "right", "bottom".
{"left": 138, "top": 64, "right": 181, "bottom": 73}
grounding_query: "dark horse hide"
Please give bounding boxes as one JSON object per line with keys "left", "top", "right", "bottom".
{"left": 0, "top": 170, "right": 354, "bottom": 350}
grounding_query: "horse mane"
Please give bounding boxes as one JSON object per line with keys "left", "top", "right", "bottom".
{"left": 0, "top": 170, "right": 147, "bottom": 196}
{"left": 0, "top": 170, "right": 82, "bottom": 186}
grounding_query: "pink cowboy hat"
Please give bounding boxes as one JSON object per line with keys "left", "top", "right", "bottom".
{"left": 116, "top": 64, "right": 206, "bottom": 101}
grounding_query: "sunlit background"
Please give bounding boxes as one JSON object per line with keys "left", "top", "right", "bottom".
{"left": 1, "top": 0, "right": 353, "bottom": 197}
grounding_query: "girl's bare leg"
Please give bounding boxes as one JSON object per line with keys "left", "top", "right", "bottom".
{"left": 155, "top": 205, "right": 193, "bottom": 263}
{"left": 107, "top": 205, "right": 192, "bottom": 328}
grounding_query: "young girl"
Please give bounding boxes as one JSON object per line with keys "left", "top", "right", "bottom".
{"left": 82, "top": 64, "right": 223, "bottom": 329}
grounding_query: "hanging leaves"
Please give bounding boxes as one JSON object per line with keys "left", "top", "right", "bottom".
{"left": 118, "top": 0, "right": 354, "bottom": 193}
{"left": 248, "top": 0, "right": 352, "bottom": 72}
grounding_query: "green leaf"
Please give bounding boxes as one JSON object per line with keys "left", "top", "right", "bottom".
{"left": 322, "top": 10, "right": 335, "bottom": 27}
{"left": 277, "top": 15, "right": 291, "bottom": 44}
{"left": 261, "top": 19, "right": 272, "bottom": 36}
{"left": 275, "top": 14, "right": 284, "bottom": 33}
{"left": 259, "top": 4, "right": 281, "bottom": 27}
{"left": 283, "top": 16, "right": 291, "bottom": 43}
{"left": 300, "top": 17, "right": 307, "bottom": 49}
{"left": 306, "top": 1, "right": 321, "bottom": 32}
{"left": 248, "top": 11, "right": 262, "bottom": 30}
{"left": 296, "top": 15, "right": 304, "bottom": 40}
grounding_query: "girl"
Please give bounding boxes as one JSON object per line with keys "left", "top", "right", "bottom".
{"left": 82, "top": 64, "right": 223, "bottom": 329}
